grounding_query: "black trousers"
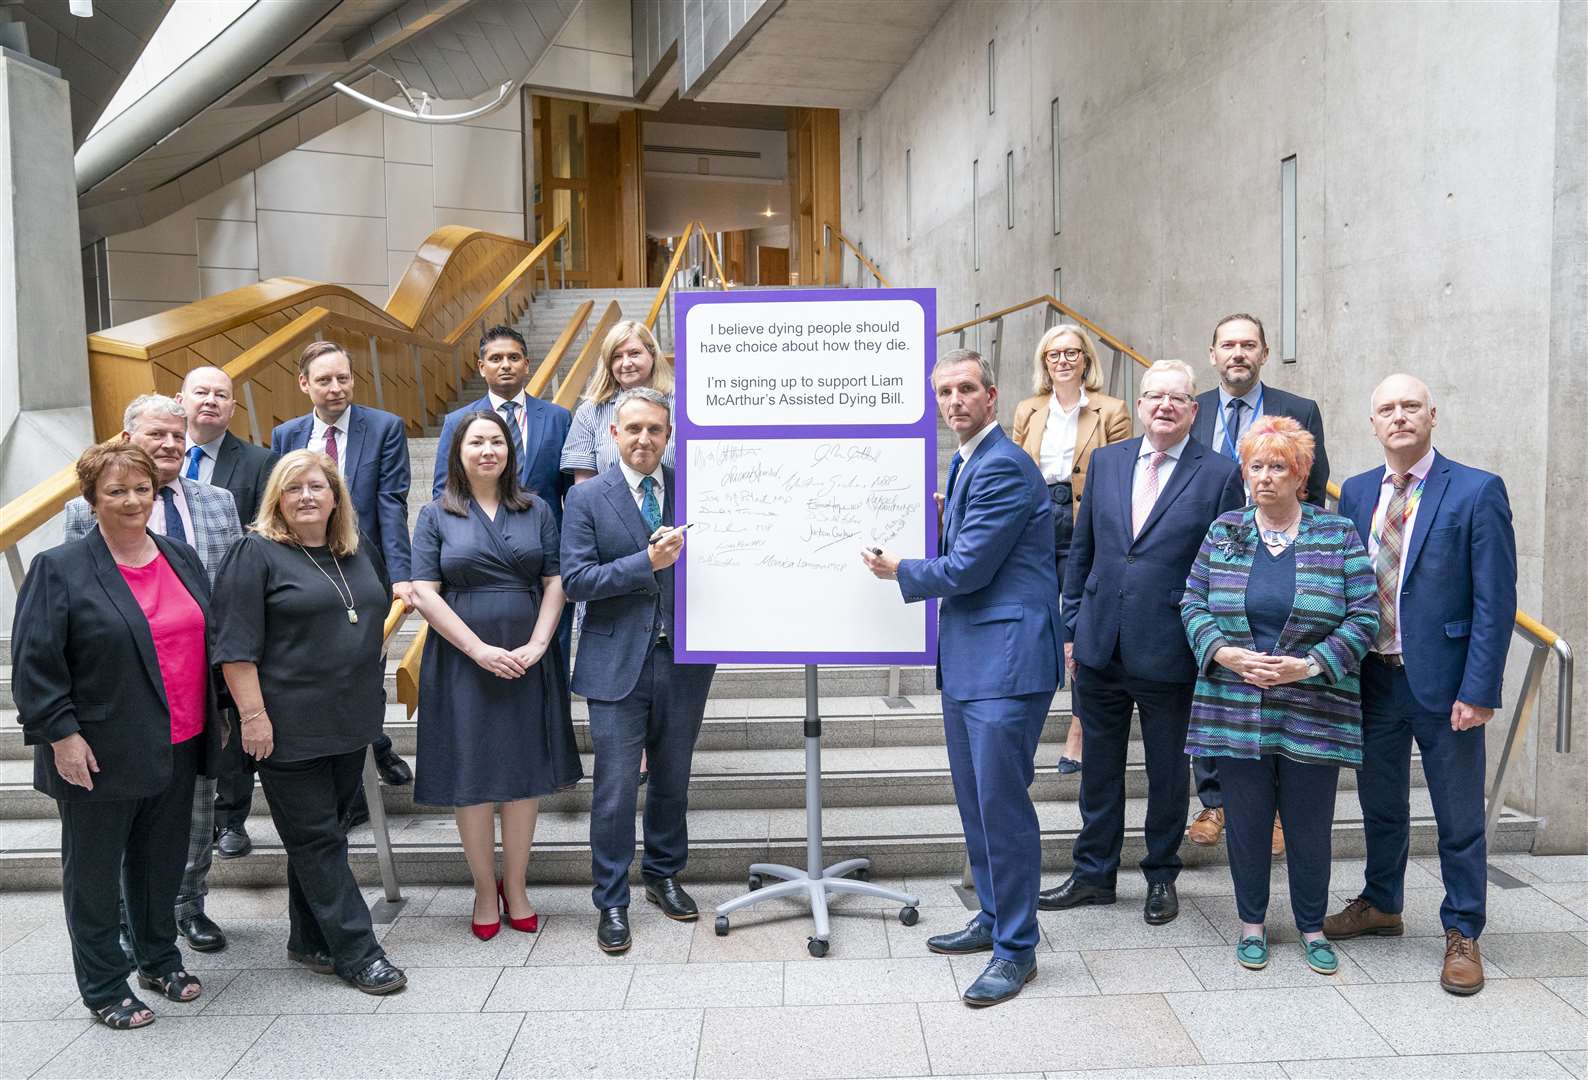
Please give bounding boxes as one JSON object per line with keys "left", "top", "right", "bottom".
{"left": 255, "top": 748, "right": 384, "bottom": 978}
{"left": 59, "top": 738, "right": 198, "bottom": 1008}
{"left": 1217, "top": 754, "right": 1339, "bottom": 932}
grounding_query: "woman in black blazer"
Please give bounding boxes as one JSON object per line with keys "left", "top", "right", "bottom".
{"left": 13, "top": 444, "right": 226, "bottom": 1029}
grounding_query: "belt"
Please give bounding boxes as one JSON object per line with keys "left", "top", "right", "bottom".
{"left": 1369, "top": 652, "right": 1405, "bottom": 668}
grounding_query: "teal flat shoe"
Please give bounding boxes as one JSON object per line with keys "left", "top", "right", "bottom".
{"left": 1303, "top": 938, "right": 1339, "bottom": 975}
{"left": 1236, "top": 933, "right": 1269, "bottom": 970}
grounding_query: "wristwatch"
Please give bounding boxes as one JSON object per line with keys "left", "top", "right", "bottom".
{"left": 1304, "top": 655, "right": 1323, "bottom": 679}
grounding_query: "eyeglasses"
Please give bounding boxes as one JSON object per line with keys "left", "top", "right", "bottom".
{"left": 1044, "top": 348, "right": 1085, "bottom": 363}
{"left": 1141, "top": 391, "right": 1194, "bottom": 407}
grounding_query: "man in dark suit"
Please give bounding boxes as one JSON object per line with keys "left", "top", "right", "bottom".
{"left": 864, "top": 348, "right": 1061, "bottom": 1007}
{"left": 1325, "top": 373, "right": 1516, "bottom": 996}
{"left": 560, "top": 387, "right": 715, "bottom": 955}
{"left": 1187, "top": 313, "right": 1331, "bottom": 851}
{"left": 176, "top": 365, "right": 279, "bottom": 860}
{"left": 271, "top": 340, "right": 413, "bottom": 790}
{"left": 1040, "top": 359, "right": 1244, "bottom": 925}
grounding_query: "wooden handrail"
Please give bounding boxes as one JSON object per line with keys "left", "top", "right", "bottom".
{"left": 525, "top": 300, "right": 594, "bottom": 400}
{"left": 643, "top": 220, "right": 731, "bottom": 331}
{"left": 0, "top": 463, "right": 82, "bottom": 554}
{"left": 828, "top": 224, "right": 892, "bottom": 288}
{"left": 553, "top": 301, "right": 623, "bottom": 412}
{"left": 396, "top": 623, "right": 426, "bottom": 716}
{"left": 699, "top": 223, "right": 730, "bottom": 291}
{"left": 439, "top": 224, "right": 569, "bottom": 349}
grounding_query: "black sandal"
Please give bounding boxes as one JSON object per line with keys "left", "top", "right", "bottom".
{"left": 137, "top": 969, "right": 202, "bottom": 1002}
{"left": 88, "top": 995, "right": 155, "bottom": 1029}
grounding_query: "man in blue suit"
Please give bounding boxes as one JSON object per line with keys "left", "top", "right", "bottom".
{"left": 561, "top": 387, "right": 715, "bottom": 955}
{"left": 271, "top": 339, "right": 414, "bottom": 788}
{"left": 1039, "top": 359, "right": 1244, "bottom": 924}
{"left": 864, "top": 348, "right": 1060, "bottom": 1007}
{"left": 1325, "top": 373, "right": 1516, "bottom": 996}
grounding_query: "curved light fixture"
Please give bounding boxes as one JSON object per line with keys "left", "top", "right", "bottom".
{"left": 331, "top": 70, "right": 523, "bottom": 125}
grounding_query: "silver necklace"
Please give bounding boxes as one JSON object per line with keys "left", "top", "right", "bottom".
{"left": 296, "top": 542, "right": 359, "bottom": 623}
{"left": 1256, "top": 509, "right": 1300, "bottom": 551}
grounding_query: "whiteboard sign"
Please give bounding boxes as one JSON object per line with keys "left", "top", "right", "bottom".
{"left": 674, "top": 288, "right": 938, "bottom": 664}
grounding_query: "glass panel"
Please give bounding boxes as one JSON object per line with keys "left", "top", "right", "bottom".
{"left": 548, "top": 98, "right": 587, "bottom": 180}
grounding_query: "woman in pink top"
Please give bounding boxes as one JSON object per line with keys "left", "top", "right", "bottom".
{"left": 12, "top": 443, "right": 225, "bottom": 1030}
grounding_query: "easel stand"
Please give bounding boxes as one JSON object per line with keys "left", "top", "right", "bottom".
{"left": 713, "top": 664, "right": 919, "bottom": 956}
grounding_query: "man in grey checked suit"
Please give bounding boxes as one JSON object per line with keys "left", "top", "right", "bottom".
{"left": 63, "top": 393, "right": 243, "bottom": 954}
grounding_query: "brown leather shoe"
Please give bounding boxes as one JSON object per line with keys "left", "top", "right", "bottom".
{"left": 1441, "top": 928, "right": 1484, "bottom": 995}
{"left": 1187, "top": 807, "right": 1224, "bottom": 846}
{"left": 1271, "top": 814, "right": 1286, "bottom": 858}
{"left": 1322, "top": 896, "right": 1404, "bottom": 940}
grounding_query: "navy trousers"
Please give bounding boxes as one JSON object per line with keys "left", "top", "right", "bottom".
{"left": 1193, "top": 757, "right": 1223, "bottom": 809}
{"left": 1356, "top": 656, "right": 1487, "bottom": 938}
{"left": 1071, "top": 650, "right": 1195, "bottom": 886}
{"left": 587, "top": 644, "right": 714, "bottom": 911}
{"left": 1217, "top": 754, "right": 1339, "bottom": 931}
{"left": 942, "top": 690, "right": 1049, "bottom": 963}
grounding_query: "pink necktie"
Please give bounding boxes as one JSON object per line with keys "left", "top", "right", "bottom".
{"left": 324, "top": 426, "right": 339, "bottom": 467}
{"left": 1133, "top": 451, "right": 1167, "bottom": 537}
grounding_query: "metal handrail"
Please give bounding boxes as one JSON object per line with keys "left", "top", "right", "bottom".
{"left": 365, "top": 599, "right": 410, "bottom": 910}
{"left": 643, "top": 220, "right": 731, "bottom": 332}
{"left": 824, "top": 223, "right": 892, "bottom": 288}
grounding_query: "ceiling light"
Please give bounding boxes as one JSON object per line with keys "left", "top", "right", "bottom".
{"left": 761, "top": 207, "right": 776, "bottom": 218}
{"left": 69, "top": 0, "right": 93, "bottom": 15}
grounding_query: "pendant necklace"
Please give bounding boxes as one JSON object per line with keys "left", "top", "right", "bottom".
{"left": 1256, "top": 510, "right": 1300, "bottom": 551}
{"left": 297, "top": 542, "right": 359, "bottom": 623}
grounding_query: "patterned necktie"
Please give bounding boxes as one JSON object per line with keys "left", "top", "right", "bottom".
{"left": 160, "top": 487, "right": 187, "bottom": 544}
{"left": 639, "top": 475, "right": 662, "bottom": 533}
{"left": 945, "top": 451, "right": 964, "bottom": 503}
{"left": 1132, "top": 451, "right": 1167, "bottom": 537}
{"left": 1373, "top": 472, "right": 1413, "bottom": 651}
{"left": 499, "top": 401, "right": 526, "bottom": 471}
{"left": 184, "top": 445, "right": 204, "bottom": 480}
{"left": 1222, "top": 399, "right": 1245, "bottom": 460}
{"left": 323, "top": 425, "right": 339, "bottom": 468}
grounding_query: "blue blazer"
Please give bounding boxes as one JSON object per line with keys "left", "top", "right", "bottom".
{"left": 271, "top": 404, "right": 412, "bottom": 582}
{"left": 896, "top": 425, "right": 1062, "bottom": 702}
{"left": 1191, "top": 382, "right": 1330, "bottom": 506}
{"left": 430, "top": 395, "right": 573, "bottom": 520}
{"left": 1338, "top": 450, "right": 1516, "bottom": 714}
{"left": 1065, "top": 435, "right": 1245, "bottom": 683}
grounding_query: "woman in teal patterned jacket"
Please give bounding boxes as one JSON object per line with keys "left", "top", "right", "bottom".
{"left": 1181, "top": 416, "right": 1377, "bottom": 977}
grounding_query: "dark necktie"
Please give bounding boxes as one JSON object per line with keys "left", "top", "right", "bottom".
{"left": 1373, "top": 473, "right": 1413, "bottom": 652}
{"left": 324, "top": 425, "right": 339, "bottom": 467}
{"left": 500, "top": 401, "right": 526, "bottom": 471}
{"left": 1222, "top": 399, "right": 1245, "bottom": 460}
{"left": 640, "top": 475, "right": 662, "bottom": 533}
{"left": 161, "top": 487, "right": 187, "bottom": 544}
{"left": 184, "top": 445, "right": 203, "bottom": 480}
{"left": 945, "top": 451, "right": 964, "bottom": 504}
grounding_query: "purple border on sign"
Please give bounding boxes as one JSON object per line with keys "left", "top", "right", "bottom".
{"left": 673, "top": 286, "right": 939, "bottom": 665}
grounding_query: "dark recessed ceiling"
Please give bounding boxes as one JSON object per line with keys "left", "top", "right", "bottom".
{"left": 649, "top": 95, "right": 788, "bottom": 131}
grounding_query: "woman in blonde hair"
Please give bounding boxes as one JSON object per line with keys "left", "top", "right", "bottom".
{"left": 560, "top": 319, "right": 675, "bottom": 483}
{"left": 210, "top": 450, "right": 407, "bottom": 996}
{"left": 1011, "top": 324, "right": 1132, "bottom": 774}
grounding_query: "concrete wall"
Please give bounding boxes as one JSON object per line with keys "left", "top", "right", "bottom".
{"left": 631, "top": 0, "right": 775, "bottom": 97}
{"left": 838, "top": 0, "right": 1582, "bottom": 846}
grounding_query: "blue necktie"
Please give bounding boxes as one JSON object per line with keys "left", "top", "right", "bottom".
{"left": 499, "top": 401, "right": 526, "bottom": 473}
{"left": 184, "top": 445, "right": 204, "bottom": 480}
{"left": 945, "top": 451, "right": 964, "bottom": 504}
{"left": 1222, "top": 399, "right": 1245, "bottom": 461}
{"left": 640, "top": 475, "right": 662, "bottom": 533}
{"left": 160, "top": 487, "right": 187, "bottom": 544}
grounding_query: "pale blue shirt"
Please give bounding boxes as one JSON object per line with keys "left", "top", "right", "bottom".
{"left": 1212, "top": 383, "right": 1265, "bottom": 454}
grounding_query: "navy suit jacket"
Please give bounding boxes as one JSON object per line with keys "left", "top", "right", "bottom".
{"left": 1191, "top": 382, "right": 1330, "bottom": 506}
{"left": 210, "top": 431, "right": 279, "bottom": 529}
{"left": 896, "top": 425, "right": 1062, "bottom": 702}
{"left": 431, "top": 395, "right": 572, "bottom": 520}
{"left": 1338, "top": 450, "right": 1516, "bottom": 714}
{"left": 1065, "top": 435, "right": 1245, "bottom": 683}
{"left": 271, "top": 404, "right": 412, "bottom": 582}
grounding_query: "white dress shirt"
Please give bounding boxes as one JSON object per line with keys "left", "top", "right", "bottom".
{"left": 309, "top": 411, "right": 351, "bottom": 472}
{"left": 1038, "top": 391, "right": 1088, "bottom": 483}
{"left": 1366, "top": 446, "right": 1436, "bottom": 655}
{"left": 183, "top": 433, "right": 226, "bottom": 485}
{"left": 486, "top": 389, "right": 531, "bottom": 447}
{"left": 153, "top": 480, "right": 195, "bottom": 542}
{"left": 1132, "top": 433, "right": 1190, "bottom": 505}
{"left": 618, "top": 459, "right": 665, "bottom": 516}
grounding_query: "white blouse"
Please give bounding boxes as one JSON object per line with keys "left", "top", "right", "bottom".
{"left": 1038, "top": 390, "right": 1088, "bottom": 483}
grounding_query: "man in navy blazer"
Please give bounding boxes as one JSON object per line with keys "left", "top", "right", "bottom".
{"left": 1039, "top": 359, "right": 1244, "bottom": 925}
{"left": 1325, "top": 373, "right": 1516, "bottom": 996}
{"left": 561, "top": 388, "right": 715, "bottom": 956}
{"left": 1187, "top": 314, "right": 1330, "bottom": 851}
{"left": 865, "top": 349, "right": 1060, "bottom": 1007}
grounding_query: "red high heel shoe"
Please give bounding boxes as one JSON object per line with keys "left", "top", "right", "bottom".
{"left": 498, "top": 879, "right": 539, "bottom": 934}
{"left": 471, "top": 885, "right": 503, "bottom": 941}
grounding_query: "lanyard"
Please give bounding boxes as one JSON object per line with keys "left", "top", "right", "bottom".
{"left": 1371, "top": 473, "right": 1427, "bottom": 548}
{"left": 1221, "top": 385, "right": 1263, "bottom": 444}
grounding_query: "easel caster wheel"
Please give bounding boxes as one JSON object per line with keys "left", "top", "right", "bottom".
{"left": 714, "top": 916, "right": 730, "bottom": 937}
{"left": 899, "top": 906, "right": 920, "bottom": 926}
{"left": 807, "top": 938, "right": 829, "bottom": 958}
{"left": 747, "top": 874, "right": 763, "bottom": 891}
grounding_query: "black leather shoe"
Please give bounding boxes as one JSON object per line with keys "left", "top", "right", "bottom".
{"left": 177, "top": 913, "right": 227, "bottom": 953}
{"left": 375, "top": 751, "right": 413, "bottom": 786}
{"left": 287, "top": 948, "right": 336, "bottom": 975}
{"left": 643, "top": 876, "right": 698, "bottom": 921}
{"left": 1144, "top": 882, "right": 1180, "bottom": 925}
{"left": 345, "top": 957, "right": 406, "bottom": 995}
{"left": 216, "top": 826, "right": 251, "bottom": 859}
{"left": 961, "top": 955, "right": 1037, "bottom": 1007}
{"left": 597, "top": 907, "right": 632, "bottom": 953}
{"left": 1037, "top": 876, "right": 1117, "bottom": 911}
{"left": 926, "top": 919, "right": 995, "bottom": 955}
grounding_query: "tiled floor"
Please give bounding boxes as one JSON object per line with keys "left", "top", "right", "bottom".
{"left": 1, "top": 856, "right": 1585, "bottom": 1079}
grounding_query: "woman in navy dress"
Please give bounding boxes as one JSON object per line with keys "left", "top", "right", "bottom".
{"left": 409, "top": 410, "right": 580, "bottom": 940}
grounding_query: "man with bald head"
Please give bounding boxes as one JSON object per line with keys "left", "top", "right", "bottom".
{"left": 1325, "top": 374, "right": 1516, "bottom": 996}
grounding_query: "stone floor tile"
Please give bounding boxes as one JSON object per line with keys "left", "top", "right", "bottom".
{"left": 527, "top": 911, "right": 694, "bottom": 966}
{"left": 196, "top": 887, "right": 290, "bottom": 920}
{"left": 1359, "top": 886, "right": 1588, "bottom": 936}
{"left": 624, "top": 961, "right": 782, "bottom": 1009}
{"left": 1495, "top": 856, "right": 1588, "bottom": 884}
{"left": 497, "top": 1007, "right": 700, "bottom": 1078}
{"left": 1047, "top": 1067, "right": 1288, "bottom": 1080}
{"left": 781, "top": 955, "right": 958, "bottom": 1005}
{"left": 1282, "top": 1052, "right": 1574, "bottom": 1078}
{"left": 1082, "top": 947, "right": 1202, "bottom": 993}
{"left": 178, "top": 918, "right": 385, "bottom": 973}
{"left": 482, "top": 964, "right": 633, "bottom": 1011}
{"left": 379, "top": 914, "right": 536, "bottom": 967}
{"left": 920, "top": 994, "right": 1199, "bottom": 1074}
{"left": 0, "top": 971, "right": 90, "bottom": 1020}
{"left": 880, "top": 905, "right": 985, "bottom": 958}
{"left": 424, "top": 883, "right": 599, "bottom": 917}
{"left": 229, "top": 1013, "right": 523, "bottom": 1079}
{"left": 0, "top": 1020, "right": 91, "bottom": 1080}
{"left": 1482, "top": 933, "right": 1588, "bottom": 977}
{"left": 53, "top": 968, "right": 241, "bottom": 1020}
{"left": 361, "top": 884, "right": 438, "bottom": 914}
{"left": 203, "top": 966, "right": 380, "bottom": 1015}
{"left": 1554, "top": 1050, "right": 1588, "bottom": 1080}
{"left": 375, "top": 966, "right": 504, "bottom": 1013}
{"left": 1163, "top": 986, "right": 1392, "bottom": 1063}
{"left": 1192, "top": 894, "right": 1314, "bottom": 944}
{"left": 697, "top": 1002, "right": 926, "bottom": 1078}
{"left": 899, "top": 877, "right": 977, "bottom": 910}
{"left": 946, "top": 950, "right": 1099, "bottom": 998}
{"left": 1037, "top": 902, "right": 1226, "bottom": 951}
{"left": 32, "top": 1015, "right": 273, "bottom": 1079}
{"left": 0, "top": 922, "right": 75, "bottom": 974}
{"left": 1339, "top": 979, "right": 1588, "bottom": 1054}
{"left": 1545, "top": 976, "right": 1588, "bottom": 1017}
{"left": 1335, "top": 935, "right": 1514, "bottom": 983}
{"left": 1538, "top": 884, "right": 1588, "bottom": 922}
{"left": 0, "top": 891, "right": 64, "bottom": 924}
{"left": 697, "top": 907, "right": 890, "bottom": 963}
{"left": 1322, "top": 857, "right": 1441, "bottom": 893}
{"left": 1176, "top": 942, "right": 1371, "bottom": 990}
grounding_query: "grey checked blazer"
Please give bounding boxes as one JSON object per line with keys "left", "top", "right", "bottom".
{"left": 64, "top": 477, "right": 242, "bottom": 583}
